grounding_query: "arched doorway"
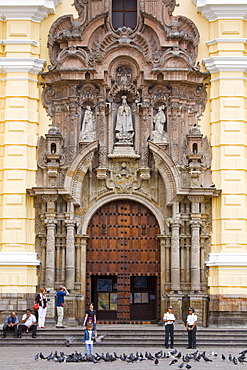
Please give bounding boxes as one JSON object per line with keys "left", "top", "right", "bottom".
{"left": 86, "top": 200, "right": 160, "bottom": 323}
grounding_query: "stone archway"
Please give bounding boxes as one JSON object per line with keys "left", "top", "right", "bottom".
{"left": 85, "top": 199, "right": 161, "bottom": 323}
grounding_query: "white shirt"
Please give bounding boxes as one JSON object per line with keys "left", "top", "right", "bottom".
{"left": 187, "top": 313, "right": 197, "bottom": 326}
{"left": 22, "top": 313, "right": 36, "bottom": 327}
{"left": 163, "top": 312, "right": 175, "bottom": 325}
{"left": 85, "top": 330, "right": 94, "bottom": 344}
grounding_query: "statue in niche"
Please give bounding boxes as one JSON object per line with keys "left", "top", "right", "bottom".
{"left": 115, "top": 96, "right": 134, "bottom": 145}
{"left": 152, "top": 105, "right": 168, "bottom": 143}
{"left": 80, "top": 105, "right": 96, "bottom": 142}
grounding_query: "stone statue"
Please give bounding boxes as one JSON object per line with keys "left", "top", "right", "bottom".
{"left": 152, "top": 105, "right": 167, "bottom": 143}
{"left": 80, "top": 106, "right": 96, "bottom": 142}
{"left": 115, "top": 96, "right": 134, "bottom": 134}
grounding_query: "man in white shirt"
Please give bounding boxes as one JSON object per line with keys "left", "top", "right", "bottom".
{"left": 163, "top": 306, "right": 175, "bottom": 348}
{"left": 17, "top": 309, "right": 37, "bottom": 338}
{"left": 185, "top": 307, "right": 197, "bottom": 349}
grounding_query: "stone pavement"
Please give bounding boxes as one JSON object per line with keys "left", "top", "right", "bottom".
{"left": 0, "top": 345, "right": 246, "bottom": 369}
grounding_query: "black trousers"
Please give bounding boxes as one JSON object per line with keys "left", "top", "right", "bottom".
{"left": 165, "top": 324, "right": 174, "bottom": 348}
{"left": 187, "top": 326, "right": 197, "bottom": 348}
{"left": 17, "top": 324, "right": 37, "bottom": 338}
{"left": 3, "top": 323, "right": 17, "bottom": 337}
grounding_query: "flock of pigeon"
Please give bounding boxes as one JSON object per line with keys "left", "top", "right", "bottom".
{"left": 34, "top": 348, "right": 247, "bottom": 366}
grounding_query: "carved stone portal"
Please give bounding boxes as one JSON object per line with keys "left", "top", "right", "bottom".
{"left": 30, "top": 0, "right": 220, "bottom": 326}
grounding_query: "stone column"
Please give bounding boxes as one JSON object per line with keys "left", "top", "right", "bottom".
{"left": 170, "top": 219, "right": 181, "bottom": 292}
{"left": 80, "top": 235, "right": 90, "bottom": 312}
{"left": 45, "top": 219, "right": 57, "bottom": 290}
{"left": 157, "top": 235, "right": 166, "bottom": 317}
{"left": 190, "top": 220, "right": 201, "bottom": 292}
{"left": 65, "top": 220, "right": 76, "bottom": 291}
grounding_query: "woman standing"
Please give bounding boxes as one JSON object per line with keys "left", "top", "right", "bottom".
{"left": 36, "top": 288, "right": 49, "bottom": 328}
{"left": 83, "top": 303, "right": 97, "bottom": 340}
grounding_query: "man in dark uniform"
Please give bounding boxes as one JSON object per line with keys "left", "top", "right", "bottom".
{"left": 186, "top": 307, "right": 197, "bottom": 349}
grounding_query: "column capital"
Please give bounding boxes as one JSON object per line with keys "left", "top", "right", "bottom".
{"left": 65, "top": 219, "right": 76, "bottom": 228}
{"left": 168, "top": 218, "right": 182, "bottom": 228}
{"left": 191, "top": 0, "right": 247, "bottom": 21}
{"left": 45, "top": 219, "right": 57, "bottom": 227}
{"left": 0, "top": 0, "right": 63, "bottom": 22}
{"left": 190, "top": 220, "right": 202, "bottom": 228}
{"left": 187, "top": 195, "right": 204, "bottom": 204}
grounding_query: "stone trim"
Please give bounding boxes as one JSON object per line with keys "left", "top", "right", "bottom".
{"left": 0, "top": 0, "right": 63, "bottom": 22}
{"left": 0, "top": 252, "right": 40, "bottom": 266}
{"left": 80, "top": 193, "right": 165, "bottom": 235}
{"left": 203, "top": 56, "right": 247, "bottom": 73}
{"left": 206, "top": 38, "right": 247, "bottom": 46}
{"left": 206, "top": 253, "right": 247, "bottom": 267}
{"left": 191, "top": 0, "right": 247, "bottom": 21}
{"left": 0, "top": 40, "right": 39, "bottom": 46}
{"left": 0, "top": 57, "right": 46, "bottom": 74}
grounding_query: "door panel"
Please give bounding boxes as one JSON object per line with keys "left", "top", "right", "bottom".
{"left": 86, "top": 201, "right": 160, "bottom": 322}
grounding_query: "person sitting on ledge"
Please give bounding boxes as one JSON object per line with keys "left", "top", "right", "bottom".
{"left": 17, "top": 309, "right": 37, "bottom": 338}
{"left": 2, "top": 311, "right": 19, "bottom": 338}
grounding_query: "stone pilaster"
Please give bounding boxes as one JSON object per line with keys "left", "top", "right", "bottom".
{"left": 158, "top": 235, "right": 167, "bottom": 316}
{"left": 170, "top": 220, "right": 181, "bottom": 292}
{"left": 45, "top": 219, "right": 57, "bottom": 290}
{"left": 65, "top": 220, "right": 76, "bottom": 291}
{"left": 190, "top": 220, "right": 202, "bottom": 292}
{"left": 80, "top": 235, "right": 90, "bottom": 309}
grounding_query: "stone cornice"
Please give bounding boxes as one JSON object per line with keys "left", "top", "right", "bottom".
{"left": 206, "top": 38, "right": 247, "bottom": 46}
{"left": 0, "top": 57, "right": 46, "bottom": 74}
{"left": 191, "top": 1, "right": 247, "bottom": 21}
{"left": 0, "top": 0, "right": 63, "bottom": 22}
{"left": 206, "top": 253, "right": 247, "bottom": 267}
{"left": 0, "top": 252, "right": 40, "bottom": 266}
{"left": 203, "top": 56, "right": 247, "bottom": 73}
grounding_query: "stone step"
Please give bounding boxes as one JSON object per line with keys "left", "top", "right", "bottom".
{"left": 1, "top": 326, "right": 247, "bottom": 347}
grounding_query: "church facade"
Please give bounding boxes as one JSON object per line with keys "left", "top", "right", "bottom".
{"left": 0, "top": 0, "right": 246, "bottom": 326}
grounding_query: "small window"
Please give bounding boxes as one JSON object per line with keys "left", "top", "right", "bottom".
{"left": 51, "top": 143, "right": 56, "bottom": 154}
{"left": 112, "top": 0, "right": 137, "bottom": 29}
{"left": 192, "top": 143, "right": 198, "bottom": 154}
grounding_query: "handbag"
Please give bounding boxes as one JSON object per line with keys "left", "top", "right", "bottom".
{"left": 33, "top": 303, "right": 39, "bottom": 310}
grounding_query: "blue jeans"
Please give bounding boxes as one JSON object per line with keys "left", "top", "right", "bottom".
{"left": 85, "top": 343, "right": 93, "bottom": 355}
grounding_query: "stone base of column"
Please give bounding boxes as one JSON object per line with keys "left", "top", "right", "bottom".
{"left": 166, "top": 294, "right": 184, "bottom": 325}
{"left": 189, "top": 294, "right": 209, "bottom": 327}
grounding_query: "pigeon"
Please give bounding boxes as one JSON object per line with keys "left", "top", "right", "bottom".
{"left": 202, "top": 355, "right": 212, "bottom": 362}
{"left": 96, "top": 334, "right": 106, "bottom": 345}
{"left": 171, "top": 349, "right": 177, "bottom": 356}
{"left": 175, "top": 352, "right": 182, "bottom": 359}
{"left": 169, "top": 358, "right": 178, "bottom": 365}
{"left": 155, "top": 350, "right": 163, "bottom": 358}
{"left": 229, "top": 354, "right": 233, "bottom": 361}
{"left": 154, "top": 358, "right": 159, "bottom": 365}
{"left": 221, "top": 354, "right": 226, "bottom": 360}
{"left": 233, "top": 357, "right": 238, "bottom": 365}
{"left": 34, "top": 353, "right": 39, "bottom": 361}
{"left": 178, "top": 363, "right": 184, "bottom": 368}
{"left": 185, "top": 365, "right": 192, "bottom": 369}
{"left": 39, "top": 352, "right": 45, "bottom": 360}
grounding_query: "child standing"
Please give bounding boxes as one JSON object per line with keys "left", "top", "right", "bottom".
{"left": 83, "top": 323, "right": 95, "bottom": 356}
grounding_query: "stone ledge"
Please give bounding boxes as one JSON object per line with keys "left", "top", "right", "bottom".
{"left": 191, "top": 0, "right": 247, "bottom": 21}
{"left": 206, "top": 252, "right": 247, "bottom": 267}
{"left": 0, "top": 252, "right": 40, "bottom": 266}
{"left": 203, "top": 56, "right": 247, "bottom": 73}
{"left": 0, "top": 57, "right": 46, "bottom": 74}
{"left": 0, "top": 0, "right": 63, "bottom": 22}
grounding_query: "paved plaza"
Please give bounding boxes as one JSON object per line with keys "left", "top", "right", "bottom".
{"left": 0, "top": 345, "right": 247, "bottom": 369}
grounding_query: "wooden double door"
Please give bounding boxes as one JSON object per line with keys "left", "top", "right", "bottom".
{"left": 86, "top": 200, "right": 160, "bottom": 323}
